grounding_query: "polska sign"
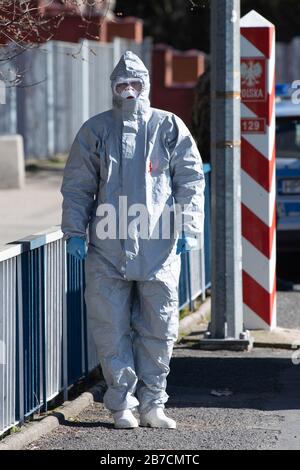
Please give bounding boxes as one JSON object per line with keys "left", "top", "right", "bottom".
{"left": 241, "top": 57, "right": 267, "bottom": 102}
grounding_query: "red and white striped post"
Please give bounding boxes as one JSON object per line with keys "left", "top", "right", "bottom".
{"left": 240, "top": 10, "right": 276, "bottom": 330}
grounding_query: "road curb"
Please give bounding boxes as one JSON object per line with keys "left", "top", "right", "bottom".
{"left": 0, "top": 381, "right": 106, "bottom": 450}
{"left": 178, "top": 301, "right": 300, "bottom": 350}
{"left": 251, "top": 328, "right": 300, "bottom": 350}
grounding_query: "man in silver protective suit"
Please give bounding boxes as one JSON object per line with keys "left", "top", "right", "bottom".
{"left": 61, "top": 51, "right": 205, "bottom": 429}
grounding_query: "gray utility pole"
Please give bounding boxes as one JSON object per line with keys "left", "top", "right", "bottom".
{"left": 201, "top": 0, "right": 251, "bottom": 350}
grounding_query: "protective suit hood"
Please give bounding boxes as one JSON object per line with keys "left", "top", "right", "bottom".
{"left": 110, "top": 50, "right": 151, "bottom": 114}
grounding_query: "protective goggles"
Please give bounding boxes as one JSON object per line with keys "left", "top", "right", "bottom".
{"left": 114, "top": 78, "right": 143, "bottom": 95}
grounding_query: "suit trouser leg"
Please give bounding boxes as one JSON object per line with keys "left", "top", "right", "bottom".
{"left": 85, "top": 276, "right": 139, "bottom": 412}
{"left": 131, "top": 262, "right": 180, "bottom": 415}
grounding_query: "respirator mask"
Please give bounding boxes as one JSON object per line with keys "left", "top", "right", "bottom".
{"left": 114, "top": 77, "right": 143, "bottom": 100}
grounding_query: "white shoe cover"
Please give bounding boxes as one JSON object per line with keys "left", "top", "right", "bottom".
{"left": 113, "top": 409, "right": 139, "bottom": 429}
{"left": 140, "top": 407, "right": 176, "bottom": 429}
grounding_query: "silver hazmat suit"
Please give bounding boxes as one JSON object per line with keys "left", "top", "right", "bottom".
{"left": 61, "top": 51, "right": 205, "bottom": 414}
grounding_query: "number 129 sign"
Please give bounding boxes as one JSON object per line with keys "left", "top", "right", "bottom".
{"left": 241, "top": 117, "right": 266, "bottom": 134}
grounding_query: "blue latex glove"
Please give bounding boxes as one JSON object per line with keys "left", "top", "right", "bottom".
{"left": 66, "top": 237, "right": 87, "bottom": 261}
{"left": 176, "top": 233, "right": 199, "bottom": 255}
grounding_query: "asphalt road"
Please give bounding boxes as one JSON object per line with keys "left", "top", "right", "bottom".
{"left": 278, "top": 289, "right": 300, "bottom": 329}
{"left": 26, "top": 345, "right": 300, "bottom": 451}
{"left": 277, "top": 251, "right": 300, "bottom": 330}
{"left": 277, "top": 252, "right": 300, "bottom": 284}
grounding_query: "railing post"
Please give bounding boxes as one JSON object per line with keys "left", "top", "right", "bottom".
{"left": 16, "top": 256, "right": 24, "bottom": 425}
{"left": 186, "top": 252, "right": 193, "bottom": 312}
{"left": 80, "top": 262, "right": 89, "bottom": 378}
{"left": 41, "top": 246, "right": 47, "bottom": 412}
{"left": 200, "top": 233, "right": 206, "bottom": 302}
{"left": 62, "top": 240, "right": 68, "bottom": 402}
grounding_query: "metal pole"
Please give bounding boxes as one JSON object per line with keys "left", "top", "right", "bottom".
{"left": 209, "top": 0, "right": 247, "bottom": 345}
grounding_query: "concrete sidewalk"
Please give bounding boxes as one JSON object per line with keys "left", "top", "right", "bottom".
{"left": 22, "top": 344, "right": 300, "bottom": 450}
{"left": 0, "top": 169, "right": 62, "bottom": 245}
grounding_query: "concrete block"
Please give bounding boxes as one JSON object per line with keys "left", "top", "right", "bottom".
{"left": 0, "top": 134, "right": 25, "bottom": 189}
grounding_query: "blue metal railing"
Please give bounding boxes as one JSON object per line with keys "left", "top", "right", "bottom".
{"left": 0, "top": 164, "right": 211, "bottom": 436}
{"left": 66, "top": 257, "right": 89, "bottom": 387}
{"left": 0, "top": 234, "right": 95, "bottom": 434}
{"left": 178, "top": 163, "right": 211, "bottom": 308}
{"left": 204, "top": 164, "right": 212, "bottom": 289}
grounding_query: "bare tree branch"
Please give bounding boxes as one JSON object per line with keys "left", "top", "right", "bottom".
{"left": 0, "top": 1, "right": 114, "bottom": 86}
{"left": 0, "top": 1, "right": 113, "bottom": 46}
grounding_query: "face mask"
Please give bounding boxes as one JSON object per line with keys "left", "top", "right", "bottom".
{"left": 120, "top": 87, "right": 140, "bottom": 100}
{"left": 114, "top": 78, "right": 143, "bottom": 100}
